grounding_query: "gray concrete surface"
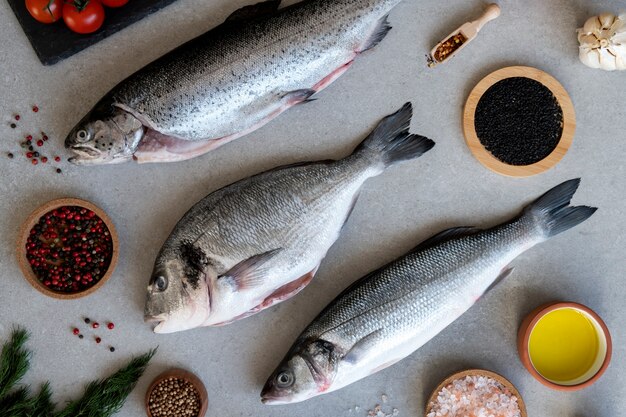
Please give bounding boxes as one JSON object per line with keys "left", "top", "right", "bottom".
{"left": 0, "top": 0, "right": 624, "bottom": 415}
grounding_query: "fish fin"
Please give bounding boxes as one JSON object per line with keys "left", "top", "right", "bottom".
{"left": 225, "top": 0, "right": 281, "bottom": 23}
{"left": 355, "top": 102, "right": 435, "bottom": 170}
{"left": 219, "top": 249, "right": 282, "bottom": 290}
{"left": 409, "top": 227, "right": 481, "bottom": 254}
{"left": 360, "top": 15, "right": 392, "bottom": 52}
{"left": 260, "top": 267, "right": 318, "bottom": 309}
{"left": 484, "top": 266, "right": 514, "bottom": 295}
{"left": 523, "top": 178, "right": 597, "bottom": 238}
{"left": 283, "top": 89, "right": 316, "bottom": 105}
{"left": 344, "top": 330, "right": 382, "bottom": 364}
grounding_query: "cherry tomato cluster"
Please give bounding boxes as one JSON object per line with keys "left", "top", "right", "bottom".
{"left": 25, "top": 0, "right": 129, "bottom": 34}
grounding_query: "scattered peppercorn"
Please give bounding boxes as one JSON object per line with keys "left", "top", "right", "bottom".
{"left": 95, "top": 337, "right": 101, "bottom": 344}
{"left": 107, "top": 322, "right": 114, "bottom": 330}
{"left": 32, "top": 105, "right": 39, "bottom": 113}
{"left": 93, "top": 322, "right": 99, "bottom": 329}
{"left": 41, "top": 157, "right": 48, "bottom": 163}
{"left": 109, "top": 347, "right": 115, "bottom": 352}
{"left": 14, "top": 115, "right": 20, "bottom": 121}
{"left": 31, "top": 159, "right": 38, "bottom": 165}
{"left": 7, "top": 152, "right": 14, "bottom": 159}
{"left": 25, "top": 206, "right": 114, "bottom": 293}
{"left": 10, "top": 123, "right": 16, "bottom": 129}
{"left": 78, "top": 334, "right": 84, "bottom": 339}
{"left": 26, "top": 136, "right": 32, "bottom": 141}
{"left": 37, "top": 140, "right": 44, "bottom": 147}
{"left": 56, "top": 168, "right": 62, "bottom": 174}
{"left": 84, "top": 318, "right": 91, "bottom": 324}
{"left": 73, "top": 328, "right": 80, "bottom": 335}
{"left": 474, "top": 77, "right": 563, "bottom": 166}
{"left": 26, "top": 152, "right": 33, "bottom": 158}
{"left": 33, "top": 152, "right": 39, "bottom": 158}
{"left": 54, "top": 156, "right": 61, "bottom": 162}
{"left": 148, "top": 377, "right": 202, "bottom": 417}
{"left": 28, "top": 146, "right": 34, "bottom": 151}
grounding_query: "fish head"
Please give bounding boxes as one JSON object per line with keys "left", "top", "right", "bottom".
{"left": 66, "top": 103, "right": 144, "bottom": 165}
{"left": 261, "top": 339, "right": 340, "bottom": 405}
{"left": 144, "top": 248, "right": 211, "bottom": 334}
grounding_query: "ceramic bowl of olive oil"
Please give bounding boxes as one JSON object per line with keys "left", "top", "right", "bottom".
{"left": 518, "top": 301, "right": 611, "bottom": 390}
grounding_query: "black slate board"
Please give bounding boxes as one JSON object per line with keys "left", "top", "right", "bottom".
{"left": 6, "top": 0, "right": 179, "bottom": 66}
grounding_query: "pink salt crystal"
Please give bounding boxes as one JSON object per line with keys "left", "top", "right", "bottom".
{"left": 427, "top": 375, "right": 521, "bottom": 417}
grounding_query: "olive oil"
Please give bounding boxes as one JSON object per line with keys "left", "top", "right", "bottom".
{"left": 528, "top": 308, "right": 599, "bottom": 383}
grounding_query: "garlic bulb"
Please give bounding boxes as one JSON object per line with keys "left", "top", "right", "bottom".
{"left": 577, "top": 13, "right": 626, "bottom": 71}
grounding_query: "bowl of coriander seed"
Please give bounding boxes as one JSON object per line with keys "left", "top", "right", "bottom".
{"left": 145, "top": 368, "right": 208, "bottom": 417}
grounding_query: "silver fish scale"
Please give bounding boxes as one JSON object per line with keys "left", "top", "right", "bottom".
{"left": 159, "top": 155, "right": 375, "bottom": 276}
{"left": 301, "top": 219, "right": 537, "bottom": 354}
{"left": 109, "top": 0, "right": 402, "bottom": 140}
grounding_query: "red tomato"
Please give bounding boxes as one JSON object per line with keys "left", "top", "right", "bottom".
{"left": 63, "top": 1, "right": 105, "bottom": 34}
{"left": 100, "top": 0, "right": 129, "bottom": 7}
{"left": 25, "top": 0, "right": 63, "bottom": 24}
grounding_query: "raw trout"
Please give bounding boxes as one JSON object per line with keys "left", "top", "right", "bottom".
{"left": 65, "top": 0, "right": 406, "bottom": 164}
{"left": 144, "top": 103, "right": 435, "bottom": 333}
{"left": 261, "top": 179, "right": 596, "bottom": 404}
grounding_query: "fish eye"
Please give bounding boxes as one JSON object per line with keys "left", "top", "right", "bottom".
{"left": 155, "top": 276, "right": 168, "bottom": 292}
{"left": 76, "top": 130, "right": 88, "bottom": 141}
{"left": 276, "top": 371, "right": 294, "bottom": 388}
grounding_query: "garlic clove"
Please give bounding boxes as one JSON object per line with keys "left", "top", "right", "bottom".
{"left": 578, "top": 34, "right": 601, "bottom": 48}
{"left": 579, "top": 48, "right": 602, "bottom": 68}
{"left": 598, "top": 13, "right": 616, "bottom": 29}
{"left": 583, "top": 16, "right": 600, "bottom": 34}
{"left": 597, "top": 47, "right": 618, "bottom": 70}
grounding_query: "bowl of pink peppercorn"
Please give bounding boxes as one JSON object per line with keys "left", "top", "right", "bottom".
{"left": 17, "top": 198, "right": 119, "bottom": 300}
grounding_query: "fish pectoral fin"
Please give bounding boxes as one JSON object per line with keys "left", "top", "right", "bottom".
{"left": 409, "top": 226, "right": 482, "bottom": 254}
{"left": 282, "top": 89, "right": 316, "bottom": 105}
{"left": 483, "top": 266, "right": 515, "bottom": 295}
{"left": 360, "top": 15, "right": 392, "bottom": 52}
{"left": 218, "top": 249, "right": 282, "bottom": 291}
{"left": 225, "top": 0, "right": 281, "bottom": 23}
{"left": 343, "top": 330, "right": 382, "bottom": 364}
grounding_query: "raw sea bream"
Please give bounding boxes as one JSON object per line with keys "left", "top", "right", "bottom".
{"left": 65, "top": 0, "right": 410, "bottom": 164}
{"left": 144, "top": 103, "right": 435, "bottom": 333}
{"left": 261, "top": 179, "right": 596, "bottom": 404}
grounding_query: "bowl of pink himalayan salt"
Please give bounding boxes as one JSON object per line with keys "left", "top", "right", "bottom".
{"left": 425, "top": 369, "right": 527, "bottom": 417}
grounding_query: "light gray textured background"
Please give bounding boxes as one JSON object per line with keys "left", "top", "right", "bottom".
{"left": 0, "top": 0, "right": 624, "bottom": 416}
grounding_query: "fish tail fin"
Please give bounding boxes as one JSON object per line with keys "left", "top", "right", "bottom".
{"left": 354, "top": 102, "right": 435, "bottom": 170}
{"left": 523, "top": 178, "right": 597, "bottom": 239}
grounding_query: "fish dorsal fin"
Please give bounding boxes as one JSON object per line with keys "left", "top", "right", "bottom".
{"left": 409, "top": 226, "right": 481, "bottom": 254}
{"left": 225, "top": 0, "right": 281, "bottom": 23}
{"left": 218, "top": 249, "right": 282, "bottom": 290}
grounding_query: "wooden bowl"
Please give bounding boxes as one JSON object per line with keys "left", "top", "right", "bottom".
{"left": 16, "top": 198, "right": 119, "bottom": 300}
{"left": 517, "top": 302, "right": 612, "bottom": 391}
{"left": 145, "top": 368, "right": 208, "bottom": 417}
{"left": 425, "top": 369, "right": 527, "bottom": 417}
{"left": 463, "top": 66, "right": 575, "bottom": 177}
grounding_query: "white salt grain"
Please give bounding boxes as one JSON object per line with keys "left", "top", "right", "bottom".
{"left": 427, "top": 375, "right": 521, "bottom": 417}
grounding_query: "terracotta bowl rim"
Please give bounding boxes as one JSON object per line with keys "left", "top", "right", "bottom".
{"left": 424, "top": 368, "right": 527, "bottom": 417}
{"left": 16, "top": 197, "right": 119, "bottom": 300}
{"left": 517, "top": 301, "right": 612, "bottom": 391}
{"left": 145, "top": 368, "right": 208, "bottom": 417}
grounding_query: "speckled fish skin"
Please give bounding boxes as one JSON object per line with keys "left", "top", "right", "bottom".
{"left": 66, "top": 0, "right": 404, "bottom": 164}
{"left": 261, "top": 179, "right": 596, "bottom": 404}
{"left": 143, "top": 103, "right": 435, "bottom": 333}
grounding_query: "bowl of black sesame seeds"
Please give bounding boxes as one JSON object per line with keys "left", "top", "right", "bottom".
{"left": 463, "top": 66, "right": 576, "bottom": 177}
{"left": 146, "top": 368, "right": 208, "bottom": 417}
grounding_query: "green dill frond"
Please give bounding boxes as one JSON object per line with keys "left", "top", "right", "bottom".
{"left": 55, "top": 348, "right": 157, "bottom": 417}
{"left": 0, "top": 328, "right": 31, "bottom": 400}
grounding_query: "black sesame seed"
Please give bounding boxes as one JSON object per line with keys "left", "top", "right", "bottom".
{"left": 56, "top": 168, "right": 62, "bottom": 174}
{"left": 474, "top": 77, "right": 563, "bottom": 166}
{"left": 28, "top": 146, "right": 34, "bottom": 151}
{"left": 7, "top": 152, "right": 13, "bottom": 159}
{"left": 10, "top": 123, "right": 16, "bottom": 129}
{"left": 110, "top": 347, "right": 115, "bottom": 352}
{"left": 33, "top": 152, "right": 39, "bottom": 157}
{"left": 78, "top": 334, "right": 84, "bottom": 339}
{"left": 84, "top": 317, "right": 90, "bottom": 324}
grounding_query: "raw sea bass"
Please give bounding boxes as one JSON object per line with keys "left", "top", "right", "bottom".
{"left": 65, "top": 0, "right": 407, "bottom": 165}
{"left": 262, "top": 179, "right": 596, "bottom": 404}
{"left": 144, "top": 103, "right": 435, "bottom": 333}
